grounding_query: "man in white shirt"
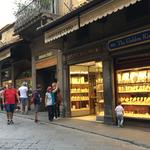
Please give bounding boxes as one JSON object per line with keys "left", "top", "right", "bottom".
{"left": 18, "top": 82, "right": 28, "bottom": 114}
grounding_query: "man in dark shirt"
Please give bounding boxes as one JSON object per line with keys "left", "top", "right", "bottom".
{"left": 32, "top": 85, "right": 42, "bottom": 123}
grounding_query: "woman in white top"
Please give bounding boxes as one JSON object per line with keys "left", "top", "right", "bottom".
{"left": 45, "top": 86, "right": 55, "bottom": 121}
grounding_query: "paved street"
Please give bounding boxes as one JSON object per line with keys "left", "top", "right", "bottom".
{"left": 0, "top": 113, "right": 148, "bottom": 150}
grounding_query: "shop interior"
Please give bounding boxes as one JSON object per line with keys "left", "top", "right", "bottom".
{"left": 14, "top": 60, "right": 32, "bottom": 89}
{"left": 0, "top": 60, "right": 11, "bottom": 87}
{"left": 70, "top": 61, "right": 104, "bottom": 121}
{"left": 117, "top": 66, "right": 150, "bottom": 120}
{"left": 37, "top": 65, "right": 57, "bottom": 96}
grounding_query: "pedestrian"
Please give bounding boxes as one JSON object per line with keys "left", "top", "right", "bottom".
{"left": 2, "top": 83, "right": 20, "bottom": 125}
{"left": 52, "top": 82, "right": 62, "bottom": 119}
{"left": 18, "top": 82, "right": 28, "bottom": 114}
{"left": 115, "top": 101, "right": 124, "bottom": 127}
{"left": 32, "top": 85, "right": 42, "bottom": 123}
{"left": 0, "top": 87, "right": 5, "bottom": 111}
{"left": 45, "top": 86, "right": 55, "bottom": 121}
{"left": 28, "top": 87, "right": 32, "bottom": 111}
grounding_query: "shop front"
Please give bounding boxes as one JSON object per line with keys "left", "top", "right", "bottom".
{"left": 109, "top": 27, "right": 150, "bottom": 123}
{"left": 63, "top": 45, "right": 108, "bottom": 121}
{"left": 1, "top": 69, "right": 12, "bottom": 87}
{"left": 0, "top": 49, "right": 31, "bottom": 89}
{"left": 33, "top": 51, "right": 58, "bottom": 111}
{"left": 41, "top": 0, "right": 147, "bottom": 124}
{"left": 116, "top": 66, "right": 150, "bottom": 120}
{"left": 1, "top": 61, "right": 12, "bottom": 87}
{"left": 70, "top": 61, "right": 104, "bottom": 119}
{"left": 35, "top": 51, "right": 57, "bottom": 91}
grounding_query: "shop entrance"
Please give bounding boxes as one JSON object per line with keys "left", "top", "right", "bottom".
{"left": 37, "top": 65, "right": 57, "bottom": 94}
{"left": 70, "top": 61, "right": 104, "bottom": 120}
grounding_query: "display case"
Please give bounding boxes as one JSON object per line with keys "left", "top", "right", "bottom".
{"left": 70, "top": 62, "right": 104, "bottom": 117}
{"left": 95, "top": 64, "right": 104, "bottom": 117}
{"left": 117, "top": 67, "right": 150, "bottom": 120}
{"left": 70, "top": 66, "right": 90, "bottom": 116}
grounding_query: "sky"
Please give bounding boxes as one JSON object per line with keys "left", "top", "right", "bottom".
{"left": 0, "top": 0, "right": 16, "bottom": 29}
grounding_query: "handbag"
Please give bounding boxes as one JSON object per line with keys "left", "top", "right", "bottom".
{"left": 57, "top": 92, "right": 62, "bottom": 104}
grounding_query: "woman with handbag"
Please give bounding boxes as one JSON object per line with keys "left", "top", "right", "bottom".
{"left": 52, "top": 82, "right": 62, "bottom": 119}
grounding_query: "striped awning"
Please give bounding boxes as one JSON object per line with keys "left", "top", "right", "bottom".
{"left": 45, "top": 17, "right": 78, "bottom": 43}
{"left": 45, "top": 0, "right": 141, "bottom": 43}
{"left": 80, "top": 0, "right": 141, "bottom": 27}
{"left": 0, "top": 48, "right": 11, "bottom": 61}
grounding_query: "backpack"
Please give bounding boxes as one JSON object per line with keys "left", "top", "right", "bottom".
{"left": 32, "top": 90, "right": 41, "bottom": 104}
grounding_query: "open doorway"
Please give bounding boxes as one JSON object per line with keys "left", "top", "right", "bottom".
{"left": 37, "top": 65, "right": 57, "bottom": 97}
{"left": 70, "top": 61, "right": 104, "bottom": 121}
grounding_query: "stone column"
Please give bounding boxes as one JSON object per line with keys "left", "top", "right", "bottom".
{"left": 57, "top": 50, "right": 63, "bottom": 92}
{"left": 102, "top": 56, "right": 116, "bottom": 124}
{"left": 57, "top": 50, "right": 64, "bottom": 117}
{"left": 0, "top": 63, "right": 2, "bottom": 86}
{"left": 31, "top": 56, "right": 36, "bottom": 90}
{"left": 11, "top": 64, "right": 15, "bottom": 87}
{"left": 62, "top": 60, "right": 71, "bottom": 117}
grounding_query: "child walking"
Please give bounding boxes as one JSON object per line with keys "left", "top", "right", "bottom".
{"left": 45, "top": 86, "right": 55, "bottom": 121}
{"left": 115, "top": 101, "right": 124, "bottom": 127}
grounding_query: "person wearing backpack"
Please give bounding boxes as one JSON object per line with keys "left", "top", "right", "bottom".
{"left": 32, "top": 85, "right": 42, "bottom": 123}
{"left": 45, "top": 86, "right": 55, "bottom": 121}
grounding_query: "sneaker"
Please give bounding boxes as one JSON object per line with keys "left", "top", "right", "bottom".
{"left": 54, "top": 116, "right": 56, "bottom": 119}
{"left": 7, "top": 120, "right": 10, "bottom": 125}
{"left": 10, "top": 120, "right": 14, "bottom": 125}
{"left": 120, "top": 124, "right": 123, "bottom": 128}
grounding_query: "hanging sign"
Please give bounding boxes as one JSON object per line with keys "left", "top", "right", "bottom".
{"left": 108, "top": 29, "right": 150, "bottom": 51}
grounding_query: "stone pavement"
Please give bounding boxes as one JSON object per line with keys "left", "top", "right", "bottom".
{"left": 0, "top": 113, "right": 148, "bottom": 150}
{"left": 1, "top": 110, "right": 149, "bottom": 149}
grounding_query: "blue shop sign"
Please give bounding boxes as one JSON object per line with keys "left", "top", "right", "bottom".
{"left": 108, "top": 29, "right": 150, "bottom": 51}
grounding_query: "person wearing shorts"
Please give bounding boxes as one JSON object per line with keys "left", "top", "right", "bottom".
{"left": 18, "top": 82, "right": 28, "bottom": 114}
{"left": 32, "top": 85, "right": 42, "bottom": 123}
{"left": 34, "top": 104, "right": 39, "bottom": 113}
{"left": 5, "top": 104, "right": 15, "bottom": 113}
{"left": 2, "top": 83, "right": 19, "bottom": 125}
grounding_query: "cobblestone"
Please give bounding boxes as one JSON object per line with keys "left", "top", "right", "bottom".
{"left": 0, "top": 113, "right": 149, "bottom": 150}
